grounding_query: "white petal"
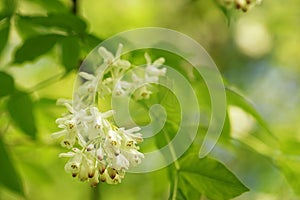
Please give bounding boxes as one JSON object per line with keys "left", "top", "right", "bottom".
{"left": 113, "top": 154, "right": 129, "bottom": 170}
{"left": 56, "top": 98, "right": 72, "bottom": 105}
{"left": 77, "top": 133, "right": 87, "bottom": 147}
{"left": 62, "top": 103, "right": 74, "bottom": 113}
{"left": 59, "top": 152, "right": 76, "bottom": 157}
{"left": 51, "top": 130, "right": 66, "bottom": 138}
{"left": 144, "top": 52, "right": 151, "bottom": 64}
{"left": 79, "top": 72, "right": 95, "bottom": 80}
{"left": 153, "top": 57, "right": 165, "bottom": 66}
{"left": 115, "top": 43, "right": 123, "bottom": 58}
{"left": 116, "top": 60, "right": 131, "bottom": 69}
{"left": 131, "top": 73, "right": 142, "bottom": 83}
{"left": 102, "top": 110, "right": 115, "bottom": 118}
{"left": 98, "top": 47, "right": 114, "bottom": 62}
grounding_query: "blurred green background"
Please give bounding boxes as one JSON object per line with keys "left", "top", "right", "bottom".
{"left": 0, "top": 0, "right": 300, "bottom": 200}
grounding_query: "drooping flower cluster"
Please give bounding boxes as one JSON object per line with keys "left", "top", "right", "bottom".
{"left": 222, "top": 0, "right": 262, "bottom": 12}
{"left": 52, "top": 44, "right": 166, "bottom": 186}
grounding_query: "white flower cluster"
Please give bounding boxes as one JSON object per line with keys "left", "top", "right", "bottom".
{"left": 97, "top": 44, "right": 166, "bottom": 100}
{"left": 222, "top": 0, "right": 262, "bottom": 12}
{"left": 52, "top": 44, "right": 166, "bottom": 186}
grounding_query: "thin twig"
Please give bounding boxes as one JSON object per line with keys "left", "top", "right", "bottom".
{"left": 27, "top": 72, "right": 65, "bottom": 93}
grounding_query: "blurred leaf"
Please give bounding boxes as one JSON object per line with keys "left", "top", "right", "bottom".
{"left": 0, "top": 137, "right": 24, "bottom": 196}
{"left": 60, "top": 36, "right": 80, "bottom": 72}
{"left": 6, "top": 91, "right": 37, "bottom": 139}
{"left": 14, "top": 34, "right": 62, "bottom": 63}
{"left": 276, "top": 156, "right": 300, "bottom": 197}
{"left": 35, "top": 98, "right": 57, "bottom": 107}
{"left": 218, "top": 139, "right": 286, "bottom": 193}
{"left": 0, "top": 71, "right": 15, "bottom": 97}
{"left": 0, "top": 18, "right": 10, "bottom": 55}
{"left": 179, "top": 154, "right": 249, "bottom": 200}
{"left": 219, "top": 110, "right": 231, "bottom": 141}
{"left": 34, "top": 98, "right": 60, "bottom": 134}
{"left": 81, "top": 33, "right": 102, "bottom": 54}
{"left": 226, "top": 87, "right": 272, "bottom": 134}
{"left": 20, "top": 158, "right": 54, "bottom": 184}
{"left": 0, "top": 0, "right": 16, "bottom": 17}
{"left": 15, "top": 13, "right": 87, "bottom": 35}
{"left": 22, "top": 0, "right": 68, "bottom": 13}
{"left": 14, "top": 15, "right": 44, "bottom": 39}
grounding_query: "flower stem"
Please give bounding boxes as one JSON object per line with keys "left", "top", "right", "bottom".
{"left": 137, "top": 99, "right": 181, "bottom": 200}
{"left": 163, "top": 129, "right": 180, "bottom": 200}
{"left": 72, "top": 0, "right": 78, "bottom": 14}
{"left": 91, "top": 184, "right": 100, "bottom": 200}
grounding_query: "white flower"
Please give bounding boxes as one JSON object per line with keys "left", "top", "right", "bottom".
{"left": 145, "top": 52, "right": 166, "bottom": 82}
{"left": 133, "top": 85, "right": 152, "bottom": 100}
{"left": 101, "top": 167, "right": 125, "bottom": 184}
{"left": 89, "top": 170, "right": 99, "bottom": 187}
{"left": 88, "top": 107, "right": 114, "bottom": 140}
{"left": 54, "top": 103, "right": 144, "bottom": 185}
{"left": 97, "top": 45, "right": 132, "bottom": 97}
{"left": 98, "top": 44, "right": 130, "bottom": 70}
{"left": 96, "top": 146, "right": 105, "bottom": 161}
{"left": 53, "top": 44, "right": 167, "bottom": 186}
{"left": 112, "top": 154, "right": 130, "bottom": 170}
{"left": 122, "top": 149, "right": 144, "bottom": 166}
{"left": 60, "top": 148, "right": 83, "bottom": 176}
{"left": 223, "top": 0, "right": 262, "bottom": 12}
{"left": 113, "top": 80, "right": 132, "bottom": 96}
{"left": 52, "top": 100, "right": 93, "bottom": 148}
{"left": 98, "top": 77, "right": 113, "bottom": 98}
{"left": 120, "top": 127, "right": 143, "bottom": 145}
{"left": 78, "top": 72, "right": 97, "bottom": 94}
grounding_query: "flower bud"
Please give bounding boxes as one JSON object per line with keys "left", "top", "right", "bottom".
{"left": 89, "top": 170, "right": 99, "bottom": 187}
{"left": 78, "top": 162, "right": 89, "bottom": 181}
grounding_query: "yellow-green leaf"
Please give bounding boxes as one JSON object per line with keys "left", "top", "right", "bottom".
{"left": 14, "top": 34, "right": 62, "bottom": 63}
{"left": 0, "top": 71, "right": 15, "bottom": 97}
{"left": 6, "top": 91, "right": 37, "bottom": 139}
{"left": 60, "top": 36, "right": 80, "bottom": 72}
{"left": 179, "top": 154, "right": 249, "bottom": 200}
{"left": 0, "top": 138, "right": 24, "bottom": 196}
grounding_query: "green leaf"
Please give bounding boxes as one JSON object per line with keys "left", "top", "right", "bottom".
{"left": 276, "top": 156, "right": 300, "bottom": 197}
{"left": 81, "top": 33, "right": 102, "bottom": 54}
{"left": 219, "top": 109, "right": 231, "bottom": 141}
{"left": 6, "top": 91, "right": 37, "bottom": 139}
{"left": 176, "top": 176, "right": 201, "bottom": 200}
{"left": 15, "top": 13, "right": 87, "bottom": 34}
{"left": 0, "top": 0, "right": 16, "bottom": 17}
{"left": 0, "top": 71, "right": 15, "bottom": 97}
{"left": 0, "top": 137, "right": 24, "bottom": 196}
{"left": 14, "top": 34, "right": 62, "bottom": 63}
{"left": 179, "top": 154, "right": 249, "bottom": 200}
{"left": 60, "top": 36, "right": 80, "bottom": 72}
{"left": 226, "top": 87, "right": 272, "bottom": 134}
{"left": 0, "top": 17, "right": 10, "bottom": 55}
{"left": 22, "top": 0, "right": 68, "bottom": 13}
{"left": 14, "top": 15, "right": 43, "bottom": 39}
